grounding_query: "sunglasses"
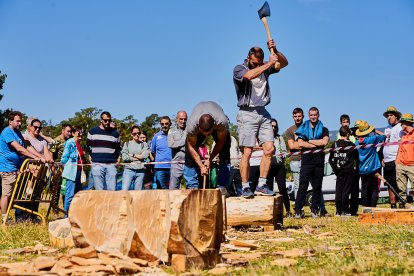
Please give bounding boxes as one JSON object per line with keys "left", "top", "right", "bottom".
{"left": 132, "top": 132, "right": 141, "bottom": 136}
{"left": 101, "top": 119, "right": 112, "bottom": 123}
{"left": 33, "top": 126, "right": 42, "bottom": 131}
{"left": 161, "top": 123, "right": 169, "bottom": 126}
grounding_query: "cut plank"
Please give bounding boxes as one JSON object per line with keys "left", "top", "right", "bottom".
{"left": 359, "top": 210, "right": 414, "bottom": 225}
{"left": 48, "top": 218, "right": 75, "bottom": 249}
{"left": 226, "top": 195, "right": 283, "bottom": 229}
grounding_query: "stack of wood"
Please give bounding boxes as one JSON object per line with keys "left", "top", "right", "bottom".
{"left": 68, "top": 189, "right": 224, "bottom": 272}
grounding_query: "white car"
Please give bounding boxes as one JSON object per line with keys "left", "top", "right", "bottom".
{"left": 283, "top": 155, "right": 410, "bottom": 206}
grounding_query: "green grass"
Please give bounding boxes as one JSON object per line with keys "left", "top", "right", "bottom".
{"left": 1, "top": 203, "right": 414, "bottom": 275}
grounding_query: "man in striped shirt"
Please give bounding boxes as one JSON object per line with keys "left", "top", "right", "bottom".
{"left": 87, "top": 111, "right": 121, "bottom": 191}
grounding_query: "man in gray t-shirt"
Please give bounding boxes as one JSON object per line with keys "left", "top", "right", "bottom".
{"left": 168, "top": 110, "right": 187, "bottom": 190}
{"left": 184, "top": 101, "right": 230, "bottom": 190}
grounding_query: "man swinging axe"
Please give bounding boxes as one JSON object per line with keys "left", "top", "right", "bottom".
{"left": 233, "top": 1, "right": 288, "bottom": 198}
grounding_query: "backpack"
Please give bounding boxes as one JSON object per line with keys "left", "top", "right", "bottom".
{"left": 330, "top": 142, "right": 351, "bottom": 171}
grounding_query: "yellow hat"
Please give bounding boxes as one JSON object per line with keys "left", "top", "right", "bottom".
{"left": 354, "top": 120, "right": 363, "bottom": 128}
{"left": 400, "top": 113, "right": 414, "bottom": 124}
{"left": 355, "top": 121, "right": 375, "bottom": 136}
{"left": 383, "top": 106, "right": 402, "bottom": 119}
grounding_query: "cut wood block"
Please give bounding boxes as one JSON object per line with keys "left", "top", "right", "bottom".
{"left": 171, "top": 254, "right": 206, "bottom": 273}
{"left": 362, "top": 207, "right": 414, "bottom": 213}
{"left": 226, "top": 195, "right": 283, "bottom": 229}
{"left": 68, "top": 246, "right": 98, "bottom": 258}
{"left": 32, "top": 256, "right": 56, "bottom": 270}
{"left": 48, "top": 218, "right": 75, "bottom": 249}
{"left": 229, "top": 239, "right": 259, "bottom": 249}
{"left": 69, "top": 190, "right": 223, "bottom": 271}
{"left": 359, "top": 209, "right": 414, "bottom": 225}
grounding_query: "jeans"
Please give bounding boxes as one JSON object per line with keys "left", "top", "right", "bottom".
{"left": 169, "top": 163, "right": 184, "bottom": 190}
{"left": 228, "top": 168, "right": 242, "bottom": 196}
{"left": 154, "top": 168, "right": 170, "bottom": 189}
{"left": 295, "top": 164, "right": 324, "bottom": 213}
{"left": 122, "top": 168, "right": 145, "bottom": 190}
{"left": 184, "top": 165, "right": 200, "bottom": 189}
{"left": 92, "top": 163, "right": 117, "bottom": 191}
{"left": 64, "top": 170, "right": 82, "bottom": 217}
{"left": 290, "top": 160, "right": 301, "bottom": 199}
{"left": 217, "top": 162, "right": 231, "bottom": 189}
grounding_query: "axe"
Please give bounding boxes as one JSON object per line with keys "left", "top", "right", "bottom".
{"left": 375, "top": 173, "right": 412, "bottom": 209}
{"left": 258, "top": 1, "right": 280, "bottom": 70}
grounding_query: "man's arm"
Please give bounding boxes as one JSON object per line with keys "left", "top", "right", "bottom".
{"left": 308, "top": 136, "right": 329, "bottom": 147}
{"left": 208, "top": 130, "right": 227, "bottom": 165}
{"left": 298, "top": 138, "right": 316, "bottom": 149}
{"left": 10, "top": 141, "right": 42, "bottom": 160}
{"left": 243, "top": 54, "right": 278, "bottom": 80}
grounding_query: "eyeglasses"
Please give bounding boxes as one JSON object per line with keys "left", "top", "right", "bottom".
{"left": 33, "top": 126, "right": 42, "bottom": 131}
{"left": 271, "top": 125, "right": 277, "bottom": 128}
{"left": 101, "top": 119, "right": 112, "bottom": 123}
{"left": 132, "top": 132, "right": 141, "bottom": 136}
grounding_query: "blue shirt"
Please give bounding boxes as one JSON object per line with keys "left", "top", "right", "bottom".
{"left": 356, "top": 134, "right": 386, "bottom": 175}
{"left": 150, "top": 131, "right": 172, "bottom": 169}
{"left": 0, "top": 127, "right": 26, "bottom": 172}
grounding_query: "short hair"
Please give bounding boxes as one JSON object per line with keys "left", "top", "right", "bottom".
{"left": 199, "top": 114, "right": 215, "bottom": 132}
{"left": 26, "top": 116, "right": 38, "bottom": 126}
{"left": 100, "top": 111, "right": 111, "bottom": 119}
{"left": 248, "top": 47, "right": 264, "bottom": 60}
{"left": 8, "top": 111, "right": 23, "bottom": 122}
{"left": 72, "top": 125, "right": 83, "bottom": 134}
{"left": 271, "top": 118, "right": 278, "bottom": 125}
{"left": 160, "top": 116, "right": 171, "bottom": 124}
{"left": 340, "top": 114, "right": 350, "bottom": 123}
{"left": 30, "top": 119, "right": 41, "bottom": 126}
{"left": 61, "top": 123, "right": 71, "bottom": 130}
{"left": 140, "top": 131, "right": 147, "bottom": 137}
{"left": 309, "top": 107, "right": 319, "bottom": 114}
{"left": 292, "top": 107, "right": 303, "bottom": 115}
{"left": 130, "top": 125, "right": 140, "bottom": 133}
{"left": 339, "top": 126, "right": 351, "bottom": 137}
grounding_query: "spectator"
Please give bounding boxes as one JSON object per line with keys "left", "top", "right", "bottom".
{"left": 336, "top": 114, "right": 356, "bottom": 143}
{"left": 121, "top": 125, "right": 148, "bottom": 190}
{"left": 233, "top": 40, "right": 288, "bottom": 198}
{"left": 395, "top": 113, "right": 414, "bottom": 206}
{"left": 295, "top": 107, "right": 330, "bottom": 218}
{"left": 0, "top": 111, "right": 44, "bottom": 223}
{"left": 355, "top": 121, "right": 385, "bottom": 207}
{"left": 87, "top": 111, "right": 121, "bottom": 191}
{"left": 168, "top": 111, "right": 187, "bottom": 190}
{"left": 228, "top": 135, "right": 242, "bottom": 196}
{"left": 284, "top": 107, "right": 304, "bottom": 200}
{"left": 329, "top": 126, "right": 359, "bottom": 216}
{"left": 267, "top": 118, "right": 292, "bottom": 217}
{"left": 151, "top": 116, "right": 172, "bottom": 189}
{"left": 50, "top": 124, "right": 73, "bottom": 162}
{"left": 23, "top": 119, "right": 54, "bottom": 161}
{"left": 382, "top": 106, "right": 403, "bottom": 208}
{"left": 139, "top": 131, "right": 154, "bottom": 190}
{"left": 61, "top": 126, "right": 86, "bottom": 216}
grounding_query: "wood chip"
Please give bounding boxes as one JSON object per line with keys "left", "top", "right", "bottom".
{"left": 286, "top": 228, "right": 303, "bottom": 234}
{"left": 68, "top": 246, "right": 97, "bottom": 258}
{"left": 33, "top": 256, "right": 56, "bottom": 270}
{"left": 55, "top": 258, "right": 73, "bottom": 269}
{"left": 276, "top": 248, "right": 314, "bottom": 258}
{"left": 222, "top": 244, "right": 251, "bottom": 251}
{"left": 1, "top": 248, "right": 28, "bottom": 255}
{"left": 208, "top": 266, "right": 230, "bottom": 274}
{"left": 229, "top": 239, "right": 259, "bottom": 249}
{"left": 271, "top": 258, "right": 298, "bottom": 267}
{"left": 113, "top": 258, "right": 142, "bottom": 274}
{"left": 131, "top": 257, "right": 149, "bottom": 266}
{"left": 265, "top": 237, "right": 295, "bottom": 243}
{"left": 303, "top": 225, "right": 315, "bottom": 235}
{"left": 70, "top": 256, "right": 103, "bottom": 266}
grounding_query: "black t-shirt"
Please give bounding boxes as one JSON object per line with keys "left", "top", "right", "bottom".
{"left": 300, "top": 127, "right": 329, "bottom": 165}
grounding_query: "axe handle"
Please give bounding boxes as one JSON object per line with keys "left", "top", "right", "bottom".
{"left": 261, "top": 17, "right": 280, "bottom": 70}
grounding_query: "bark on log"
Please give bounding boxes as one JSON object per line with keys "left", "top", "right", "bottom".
{"left": 225, "top": 195, "right": 283, "bottom": 229}
{"left": 68, "top": 190, "right": 223, "bottom": 271}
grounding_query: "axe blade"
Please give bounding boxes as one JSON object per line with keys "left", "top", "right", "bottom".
{"left": 258, "top": 1, "right": 271, "bottom": 19}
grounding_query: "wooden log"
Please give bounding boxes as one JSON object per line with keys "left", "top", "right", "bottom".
{"left": 362, "top": 207, "right": 414, "bottom": 213}
{"left": 69, "top": 190, "right": 223, "bottom": 271}
{"left": 226, "top": 195, "right": 283, "bottom": 229}
{"left": 48, "top": 218, "right": 75, "bottom": 249}
{"left": 359, "top": 209, "right": 414, "bottom": 225}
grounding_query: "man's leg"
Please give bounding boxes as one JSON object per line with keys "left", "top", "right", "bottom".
{"left": 341, "top": 170, "right": 354, "bottom": 214}
{"left": 335, "top": 171, "right": 345, "bottom": 215}
{"left": 295, "top": 165, "right": 312, "bottom": 217}
{"left": 184, "top": 165, "right": 199, "bottom": 189}
{"left": 310, "top": 164, "right": 323, "bottom": 216}
{"left": 105, "top": 164, "right": 118, "bottom": 191}
{"left": 92, "top": 164, "right": 105, "bottom": 190}
{"left": 1, "top": 174, "right": 16, "bottom": 222}
{"left": 384, "top": 161, "right": 398, "bottom": 207}
{"left": 360, "top": 174, "right": 370, "bottom": 207}
{"left": 396, "top": 164, "right": 408, "bottom": 201}
{"left": 169, "top": 163, "right": 183, "bottom": 190}
{"left": 290, "top": 160, "right": 301, "bottom": 200}
{"left": 239, "top": 147, "right": 254, "bottom": 198}
{"left": 122, "top": 168, "right": 135, "bottom": 191}
{"left": 350, "top": 172, "right": 360, "bottom": 215}
{"left": 133, "top": 170, "right": 145, "bottom": 191}
{"left": 156, "top": 169, "right": 170, "bottom": 189}
{"left": 64, "top": 178, "right": 75, "bottom": 216}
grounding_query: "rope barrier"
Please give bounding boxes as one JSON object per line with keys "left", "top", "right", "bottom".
{"left": 1, "top": 140, "right": 413, "bottom": 176}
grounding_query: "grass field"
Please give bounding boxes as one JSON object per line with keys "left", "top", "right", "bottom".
{"left": 1, "top": 203, "right": 414, "bottom": 275}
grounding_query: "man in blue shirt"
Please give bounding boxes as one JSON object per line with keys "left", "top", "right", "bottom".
{"left": 0, "top": 111, "right": 43, "bottom": 222}
{"left": 151, "top": 116, "right": 172, "bottom": 189}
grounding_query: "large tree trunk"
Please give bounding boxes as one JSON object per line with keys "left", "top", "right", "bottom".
{"left": 225, "top": 195, "right": 283, "bottom": 229}
{"left": 68, "top": 190, "right": 223, "bottom": 271}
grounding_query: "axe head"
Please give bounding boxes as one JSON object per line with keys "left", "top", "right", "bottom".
{"left": 258, "top": 1, "right": 271, "bottom": 19}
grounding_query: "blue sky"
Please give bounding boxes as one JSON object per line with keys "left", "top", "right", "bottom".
{"left": 1, "top": 0, "right": 413, "bottom": 132}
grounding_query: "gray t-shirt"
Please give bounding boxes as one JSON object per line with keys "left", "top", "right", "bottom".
{"left": 186, "top": 101, "right": 228, "bottom": 137}
{"left": 168, "top": 125, "right": 186, "bottom": 161}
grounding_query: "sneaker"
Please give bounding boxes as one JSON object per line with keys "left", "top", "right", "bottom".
{"left": 335, "top": 212, "right": 341, "bottom": 217}
{"left": 295, "top": 210, "right": 305, "bottom": 219}
{"left": 241, "top": 187, "right": 254, "bottom": 199}
{"left": 320, "top": 209, "right": 331, "bottom": 217}
{"left": 390, "top": 203, "right": 397, "bottom": 209}
{"left": 254, "top": 185, "right": 275, "bottom": 196}
{"left": 311, "top": 208, "right": 319, "bottom": 218}
{"left": 341, "top": 212, "right": 352, "bottom": 217}
{"left": 285, "top": 211, "right": 293, "bottom": 218}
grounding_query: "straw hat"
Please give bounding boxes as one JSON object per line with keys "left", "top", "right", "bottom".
{"left": 383, "top": 106, "right": 402, "bottom": 119}
{"left": 400, "top": 113, "right": 414, "bottom": 124}
{"left": 354, "top": 120, "right": 363, "bottom": 128}
{"left": 355, "top": 121, "right": 375, "bottom": 136}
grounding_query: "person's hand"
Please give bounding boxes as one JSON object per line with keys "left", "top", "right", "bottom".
{"left": 200, "top": 165, "right": 209, "bottom": 176}
{"left": 381, "top": 160, "right": 385, "bottom": 167}
{"left": 267, "top": 39, "right": 276, "bottom": 50}
{"left": 268, "top": 53, "right": 278, "bottom": 65}
{"left": 204, "top": 159, "right": 211, "bottom": 170}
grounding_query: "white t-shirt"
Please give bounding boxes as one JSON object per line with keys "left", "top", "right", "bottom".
{"left": 249, "top": 74, "right": 269, "bottom": 107}
{"left": 23, "top": 131, "right": 47, "bottom": 155}
{"left": 383, "top": 123, "right": 403, "bottom": 162}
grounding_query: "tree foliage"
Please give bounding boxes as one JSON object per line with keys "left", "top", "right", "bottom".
{"left": 139, "top": 113, "right": 160, "bottom": 140}
{"left": 0, "top": 70, "right": 11, "bottom": 131}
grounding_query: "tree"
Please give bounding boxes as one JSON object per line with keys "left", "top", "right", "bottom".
{"left": 140, "top": 113, "right": 160, "bottom": 140}
{"left": 114, "top": 114, "right": 138, "bottom": 144}
{"left": 0, "top": 70, "right": 11, "bottom": 131}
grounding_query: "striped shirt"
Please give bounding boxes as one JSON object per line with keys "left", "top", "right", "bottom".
{"left": 87, "top": 126, "right": 121, "bottom": 163}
